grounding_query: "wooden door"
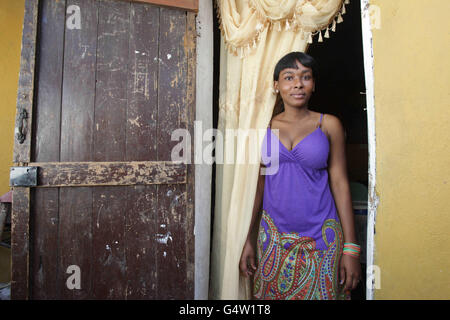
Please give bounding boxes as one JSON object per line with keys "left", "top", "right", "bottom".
{"left": 11, "top": 0, "right": 196, "bottom": 299}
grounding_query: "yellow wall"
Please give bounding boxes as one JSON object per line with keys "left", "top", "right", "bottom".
{"left": 371, "top": 0, "right": 450, "bottom": 299}
{"left": 0, "top": 0, "right": 25, "bottom": 196}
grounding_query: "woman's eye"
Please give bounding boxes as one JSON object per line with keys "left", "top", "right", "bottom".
{"left": 303, "top": 75, "right": 311, "bottom": 80}
{"left": 285, "top": 76, "right": 293, "bottom": 80}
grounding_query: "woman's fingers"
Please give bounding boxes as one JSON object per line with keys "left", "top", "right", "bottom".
{"left": 249, "top": 253, "right": 257, "bottom": 271}
{"left": 239, "top": 255, "right": 256, "bottom": 277}
{"left": 339, "top": 265, "right": 346, "bottom": 287}
{"left": 245, "top": 256, "right": 256, "bottom": 277}
{"left": 239, "top": 258, "right": 248, "bottom": 276}
{"left": 345, "top": 271, "right": 360, "bottom": 291}
{"left": 352, "top": 276, "right": 360, "bottom": 290}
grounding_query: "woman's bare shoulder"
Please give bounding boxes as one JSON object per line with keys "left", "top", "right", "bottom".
{"left": 322, "top": 113, "right": 342, "bottom": 126}
{"left": 321, "top": 113, "right": 344, "bottom": 137}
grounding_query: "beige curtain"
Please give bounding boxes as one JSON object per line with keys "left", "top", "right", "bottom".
{"left": 210, "top": 0, "right": 348, "bottom": 300}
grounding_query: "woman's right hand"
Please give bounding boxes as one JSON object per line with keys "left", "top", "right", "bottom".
{"left": 239, "top": 240, "right": 257, "bottom": 277}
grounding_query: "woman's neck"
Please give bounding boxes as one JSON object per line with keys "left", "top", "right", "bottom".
{"left": 281, "top": 104, "right": 310, "bottom": 122}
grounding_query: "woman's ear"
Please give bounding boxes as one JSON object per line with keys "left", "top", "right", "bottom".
{"left": 273, "top": 81, "right": 279, "bottom": 94}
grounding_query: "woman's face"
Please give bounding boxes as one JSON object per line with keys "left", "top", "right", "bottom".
{"left": 274, "top": 60, "right": 315, "bottom": 109}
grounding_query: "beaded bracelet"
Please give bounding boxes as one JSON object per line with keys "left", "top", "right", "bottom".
{"left": 343, "top": 242, "right": 361, "bottom": 258}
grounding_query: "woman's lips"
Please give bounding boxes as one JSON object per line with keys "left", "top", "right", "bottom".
{"left": 291, "top": 93, "right": 306, "bottom": 99}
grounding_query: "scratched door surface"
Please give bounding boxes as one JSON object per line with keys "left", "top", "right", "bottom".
{"left": 11, "top": 0, "right": 195, "bottom": 299}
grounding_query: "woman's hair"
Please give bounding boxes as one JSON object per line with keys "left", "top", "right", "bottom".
{"left": 273, "top": 51, "right": 318, "bottom": 82}
{"left": 271, "top": 52, "right": 318, "bottom": 118}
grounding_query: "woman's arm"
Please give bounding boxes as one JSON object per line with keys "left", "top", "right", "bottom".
{"left": 239, "top": 164, "right": 265, "bottom": 277}
{"left": 324, "top": 114, "right": 361, "bottom": 291}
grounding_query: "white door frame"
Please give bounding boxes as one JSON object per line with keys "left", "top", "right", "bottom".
{"left": 194, "top": 0, "right": 214, "bottom": 300}
{"left": 360, "top": 0, "right": 379, "bottom": 300}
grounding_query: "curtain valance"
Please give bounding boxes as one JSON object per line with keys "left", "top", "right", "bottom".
{"left": 217, "top": 0, "right": 348, "bottom": 57}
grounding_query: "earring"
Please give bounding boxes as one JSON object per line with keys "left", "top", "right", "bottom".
{"left": 273, "top": 89, "right": 279, "bottom": 95}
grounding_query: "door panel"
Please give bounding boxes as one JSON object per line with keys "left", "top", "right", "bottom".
{"left": 12, "top": 0, "right": 195, "bottom": 300}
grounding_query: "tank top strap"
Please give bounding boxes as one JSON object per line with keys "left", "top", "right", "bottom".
{"left": 317, "top": 113, "right": 324, "bottom": 128}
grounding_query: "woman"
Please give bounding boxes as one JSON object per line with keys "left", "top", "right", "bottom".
{"left": 239, "top": 52, "right": 361, "bottom": 300}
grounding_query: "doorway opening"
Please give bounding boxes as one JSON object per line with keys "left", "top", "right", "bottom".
{"left": 210, "top": 0, "right": 370, "bottom": 300}
{"left": 308, "top": 0, "right": 368, "bottom": 300}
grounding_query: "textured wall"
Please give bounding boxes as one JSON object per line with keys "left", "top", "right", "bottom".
{"left": 371, "top": 0, "right": 450, "bottom": 299}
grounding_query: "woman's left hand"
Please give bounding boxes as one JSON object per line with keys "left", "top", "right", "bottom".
{"left": 339, "top": 254, "right": 361, "bottom": 292}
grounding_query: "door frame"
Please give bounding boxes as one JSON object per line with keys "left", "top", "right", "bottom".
{"left": 360, "top": 0, "right": 378, "bottom": 301}
{"left": 194, "top": 0, "right": 213, "bottom": 300}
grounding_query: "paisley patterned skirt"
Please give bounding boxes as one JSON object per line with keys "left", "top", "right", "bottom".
{"left": 253, "top": 210, "right": 349, "bottom": 300}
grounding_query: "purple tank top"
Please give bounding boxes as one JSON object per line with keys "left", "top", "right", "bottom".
{"left": 260, "top": 114, "right": 340, "bottom": 251}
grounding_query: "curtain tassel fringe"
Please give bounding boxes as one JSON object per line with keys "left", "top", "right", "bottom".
{"left": 307, "top": 32, "right": 313, "bottom": 44}
{"left": 318, "top": 31, "right": 323, "bottom": 42}
{"left": 337, "top": 13, "right": 343, "bottom": 24}
{"left": 332, "top": 19, "right": 337, "bottom": 32}
{"left": 324, "top": 28, "right": 330, "bottom": 38}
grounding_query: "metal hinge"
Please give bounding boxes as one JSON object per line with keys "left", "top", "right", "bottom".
{"left": 10, "top": 166, "right": 38, "bottom": 187}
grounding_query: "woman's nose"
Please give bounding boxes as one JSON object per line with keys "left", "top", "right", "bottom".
{"left": 294, "top": 78, "right": 303, "bottom": 88}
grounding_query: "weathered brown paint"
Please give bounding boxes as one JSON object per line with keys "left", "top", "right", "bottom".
{"left": 33, "top": 161, "right": 186, "bottom": 186}
{"left": 12, "top": 0, "right": 196, "bottom": 299}
{"left": 126, "top": 0, "right": 198, "bottom": 12}
{"left": 30, "top": 0, "right": 66, "bottom": 300}
{"left": 12, "top": 0, "right": 38, "bottom": 164}
{"left": 11, "top": 0, "right": 39, "bottom": 300}
{"left": 58, "top": 0, "right": 97, "bottom": 299}
{"left": 11, "top": 187, "right": 31, "bottom": 300}
{"left": 184, "top": 11, "right": 196, "bottom": 297}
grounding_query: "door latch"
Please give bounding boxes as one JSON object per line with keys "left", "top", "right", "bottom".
{"left": 16, "top": 108, "right": 28, "bottom": 144}
{"left": 10, "top": 166, "right": 38, "bottom": 187}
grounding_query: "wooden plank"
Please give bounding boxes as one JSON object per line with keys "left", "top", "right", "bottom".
{"left": 28, "top": 0, "right": 66, "bottom": 300}
{"left": 124, "top": 2, "right": 159, "bottom": 299}
{"left": 32, "top": 161, "right": 186, "bottom": 186}
{"left": 124, "top": 185, "right": 158, "bottom": 298}
{"left": 60, "top": 0, "right": 98, "bottom": 162}
{"left": 126, "top": 2, "right": 159, "bottom": 162}
{"left": 32, "top": 0, "right": 65, "bottom": 163}
{"left": 11, "top": 0, "right": 39, "bottom": 300}
{"left": 11, "top": 187, "right": 30, "bottom": 300}
{"left": 184, "top": 11, "right": 196, "bottom": 299}
{"left": 58, "top": 187, "right": 93, "bottom": 299}
{"left": 30, "top": 188, "right": 59, "bottom": 299}
{"left": 92, "top": 186, "right": 127, "bottom": 299}
{"left": 92, "top": 0, "right": 130, "bottom": 299}
{"left": 94, "top": 1, "right": 128, "bottom": 163}
{"left": 58, "top": 0, "right": 99, "bottom": 299}
{"left": 156, "top": 7, "right": 188, "bottom": 299}
{"left": 127, "top": 0, "right": 198, "bottom": 12}
{"left": 13, "top": 0, "right": 39, "bottom": 163}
